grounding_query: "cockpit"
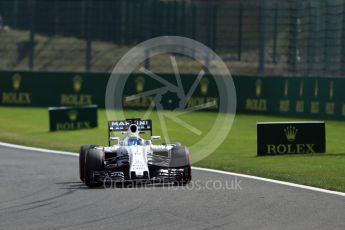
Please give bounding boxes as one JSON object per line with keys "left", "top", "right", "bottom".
{"left": 126, "top": 137, "right": 152, "bottom": 146}
{"left": 128, "top": 137, "right": 139, "bottom": 146}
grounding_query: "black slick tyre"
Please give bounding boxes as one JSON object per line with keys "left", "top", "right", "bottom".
{"left": 84, "top": 148, "right": 104, "bottom": 188}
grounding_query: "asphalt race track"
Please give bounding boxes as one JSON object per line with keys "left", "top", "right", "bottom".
{"left": 0, "top": 145, "right": 345, "bottom": 230}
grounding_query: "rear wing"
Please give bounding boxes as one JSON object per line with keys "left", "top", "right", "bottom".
{"left": 107, "top": 118, "right": 153, "bottom": 145}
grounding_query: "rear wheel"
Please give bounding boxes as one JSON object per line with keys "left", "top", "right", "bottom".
{"left": 84, "top": 148, "right": 104, "bottom": 188}
{"left": 79, "top": 145, "right": 98, "bottom": 182}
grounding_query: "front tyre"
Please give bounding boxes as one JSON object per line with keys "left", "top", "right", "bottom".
{"left": 84, "top": 148, "right": 104, "bottom": 188}
{"left": 170, "top": 146, "right": 192, "bottom": 185}
{"left": 79, "top": 145, "right": 98, "bottom": 182}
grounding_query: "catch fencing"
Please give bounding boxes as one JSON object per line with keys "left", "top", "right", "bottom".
{"left": 0, "top": 0, "right": 345, "bottom": 76}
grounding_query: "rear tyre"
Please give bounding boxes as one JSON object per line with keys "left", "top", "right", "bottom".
{"left": 84, "top": 148, "right": 104, "bottom": 188}
{"left": 170, "top": 146, "right": 192, "bottom": 185}
{"left": 79, "top": 145, "right": 98, "bottom": 182}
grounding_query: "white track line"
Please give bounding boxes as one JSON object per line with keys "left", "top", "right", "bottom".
{"left": 1, "top": 142, "right": 345, "bottom": 197}
{"left": 0, "top": 142, "right": 78, "bottom": 157}
{"left": 193, "top": 167, "right": 345, "bottom": 197}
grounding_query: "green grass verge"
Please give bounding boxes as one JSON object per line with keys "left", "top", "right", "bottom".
{"left": 1, "top": 107, "right": 345, "bottom": 192}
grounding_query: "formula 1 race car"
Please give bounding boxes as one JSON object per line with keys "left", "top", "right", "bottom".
{"left": 79, "top": 118, "right": 191, "bottom": 188}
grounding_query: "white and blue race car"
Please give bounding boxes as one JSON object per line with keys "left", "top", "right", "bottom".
{"left": 79, "top": 118, "right": 191, "bottom": 188}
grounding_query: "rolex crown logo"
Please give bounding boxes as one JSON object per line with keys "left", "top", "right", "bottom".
{"left": 68, "top": 110, "right": 78, "bottom": 121}
{"left": 200, "top": 77, "right": 209, "bottom": 95}
{"left": 73, "top": 75, "right": 83, "bottom": 93}
{"left": 12, "top": 74, "right": 22, "bottom": 90}
{"left": 135, "top": 76, "right": 145, "bottom": 93}
{"left": 284, "top": 126, "right": 298, "bottom": 142}
{"left": 256, "top": 79, "right": 262, "bottom": 97}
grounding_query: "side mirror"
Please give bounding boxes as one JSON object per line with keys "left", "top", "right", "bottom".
{"left": 151, "top": 136, "right": 161, "bottom": 141}
{"left": 109, "top": 137, "right": 120, "bottom": 144}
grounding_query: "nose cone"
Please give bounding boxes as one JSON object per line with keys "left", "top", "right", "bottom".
{"left": 128, "top": 145, "right": 145, "bottom": 155}
{"left": 129, "top": 145, "right": 149, "bottom": 179}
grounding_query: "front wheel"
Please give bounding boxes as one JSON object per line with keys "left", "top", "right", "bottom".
{"left": 174, "top": 166, "right": 192, "bottom": 186}
{"left": 170, "top": 146, "right": 192, "bottom": 185}
{"left": 84, "top": 148, "right": 104, "bottom": 188}
{"left": 79, "top": 145, "right": 98, "bottom": 182}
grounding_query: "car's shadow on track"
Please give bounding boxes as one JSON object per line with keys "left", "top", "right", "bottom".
{"left": 56, "top": 181, "right": 184, "bottom": 190}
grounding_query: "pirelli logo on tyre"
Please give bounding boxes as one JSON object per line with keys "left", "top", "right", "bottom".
{"left": 256, "top": 121, "right": 326, "bottom": 156}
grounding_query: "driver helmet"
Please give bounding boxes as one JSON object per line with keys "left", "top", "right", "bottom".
{"left": 128, "top": 136, "right": 138, "bottom": 146}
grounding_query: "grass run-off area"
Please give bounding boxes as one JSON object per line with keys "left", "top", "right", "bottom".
{"left": 1, "top": 107, "right": 345, "bottom": 192}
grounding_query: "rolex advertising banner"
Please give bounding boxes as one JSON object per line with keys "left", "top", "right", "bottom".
{"left": 0, "top": 71, "right": 107, "bottom": 107}
{"left": 121, "top": 74, "right": 219, "bottom": 111}
{"left": 234, "top": 76, "right": 345, "bottom": 119}
{"left": 1, "top": 70, "right": 345, "bottom": 120}
{"left": 257, "top": 122, "right": 326, "bottom": 156}
{"left": 0, "top": 71, "right": 219, "bottom": 111}
{"left": 49, "top": 105, "right": 98, "bottom": 131}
